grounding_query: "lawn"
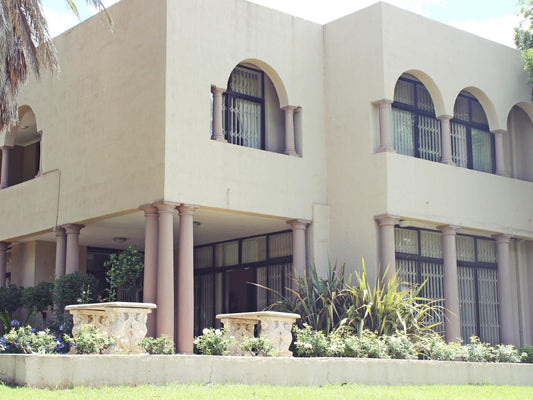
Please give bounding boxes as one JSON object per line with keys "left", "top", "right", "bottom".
{"left": 1, "top": 383, "right": 532, "bottom": 400}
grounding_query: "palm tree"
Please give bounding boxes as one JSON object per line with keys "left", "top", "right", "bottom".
{"left": 0, "top": 0, "right": 109, "bottom": 134}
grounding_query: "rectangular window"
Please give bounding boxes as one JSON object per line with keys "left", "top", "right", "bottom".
{"left": 395, "top": 228, "right": 499, "bottom": 342}
{"left": 194, "top": 231, "right": 292, "bottom": 335}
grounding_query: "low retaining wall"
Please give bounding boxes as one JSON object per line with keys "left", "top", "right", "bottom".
{"left": 1, "top": 354, "right": 531, "bottom": 388}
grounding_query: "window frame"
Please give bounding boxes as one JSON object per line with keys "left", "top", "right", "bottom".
{"left": 451, "top": 93, "right": 495, "bottom": 173}
{"left": 392, "top": 76, "right": 441, "bottom": 161}
{"left": 223, "top": 65, "right": 266, "bottom": 149}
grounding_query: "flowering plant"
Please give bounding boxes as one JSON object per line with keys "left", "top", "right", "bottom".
{"left": 194, "top": 328, "right": 233, "bottom": 355}
{"left": 138, "top": 335, "right": 175, "bottom": 354}
{"left": 2, "top": 325, "right": 61, "bottom": 354}
{"left": 63, "top": 324, "right": 114, "bottom": 354}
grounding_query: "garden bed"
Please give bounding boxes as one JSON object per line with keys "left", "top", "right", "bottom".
{"left": 1, "top": 353, "right": 531, "bottom": 388}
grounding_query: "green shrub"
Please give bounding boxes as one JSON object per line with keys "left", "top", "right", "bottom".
{"left": 138, "top": 335, "right": 175, "bottom": 355}
{"left": 3, "top": 326, "right": 59, "bottom": 354}
{"left": 383, "top": 332, "right": 417, "bottom": 360}
{"left": 464, "top": 336, "right": 495, "bottom": 362}
{"left": 104, "top": 246, "right": 144, "bottom": 302}
{"left": 342, "top": 262, "right": 443, "bottom": 337}
{"left": 22, "top": 281, "right": 54, "bottom": 325}
{"left": 293, "top": 324, "right": 330, "bottom": 357}
{"left": 53, "top": 272, "right": 98, "bottom": 312}
{"left": 263, "top": 262, "right": 348, "bottom": 333}
{"left": 493, "top": 344, "right": 523, "bottom": 363}
{"left": 518, "top": 344, "right": 533, "bottom": 363}
{"left": 240, "top": 337, "right": 277, "bottom": 357}
{"left": 64, "top": 324, "right": 114, "bottom": 354}
{"left": 417, "top": 333, "right": 464, "bottom": 361}
{"left": 194, "top": 328, "right": 232, "bottom": 355}
{"left": 0, "top": 285, "right": 23, "bottom": 331}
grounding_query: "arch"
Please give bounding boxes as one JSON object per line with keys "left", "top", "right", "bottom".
{"left": 456, "top": 87, "right": 499, "bottom": 130}
{"left": 400, "top": 69, "right": 446, "bottom": 117}
{"left": 231, "top": 59, "right": 289, "bottom": 107}
{"left": 507, "top": 104, "right": 533, "bottom": 182}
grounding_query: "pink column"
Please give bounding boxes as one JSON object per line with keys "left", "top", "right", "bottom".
{"left": 287, "top": 219, "right": 310, "bottom": 278}
{"left": 374, "top": 214, "right": 399, "bottom": 279}
{"left": 438, "top": 224, "right": 461, "bottom": 343}
{"left": 0, "top": 242, "right": 9, "bottom": 287}
{"left": 141, "top": 204, "right": 159, "bottom": 338}
{"left": 54, "top": 228, "right": 67, "bottom": 278}
{"left": 1, "top": 146, "right": 11, "bottom": 189}
{"left": 64, "top": 224, "right": 84, "bottom": 275}
{"left": 211, "top": 86, "right": 227, "bottom": 142}
{"left": 438, "top": 115, "right": 454, "bottom": 165}
{"left": 282, "top": 105, "right": 299, "bottom": 157}
{"left": 493, "top": 234, "right": 514, "bottom": 344}
{"left": 373, "top": 99, "right": 395, "bottom": 153}
{"left": 492, "top": 130, "right": 509, "bottom": 177}
{"left": 177, "top": 204, "right": 199, "bottom": 354}
{"left": 154, "top": 201, "right": 178, "bottom": 340}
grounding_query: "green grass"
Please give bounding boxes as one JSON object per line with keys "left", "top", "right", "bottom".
{"left": 1, "top": 384, "right": 532, "bottom": 400}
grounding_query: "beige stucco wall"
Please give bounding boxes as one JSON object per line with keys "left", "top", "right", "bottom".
{"left": 4, "top": 0, "right": 167, "bottom": 242}
{"left": 163, "top": 0, "right": 327, "bottom": 221}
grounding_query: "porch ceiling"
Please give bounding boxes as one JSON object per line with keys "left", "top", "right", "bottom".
{"left": 26, "top": 208, "right": 290, "bottom": 250}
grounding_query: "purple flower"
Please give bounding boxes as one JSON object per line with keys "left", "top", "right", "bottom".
{"left": 10, "top": 319, "right": 20, "bottom": 327}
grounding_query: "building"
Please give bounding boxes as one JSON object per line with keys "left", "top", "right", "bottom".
{"left": 0, "top": 0, "right": 531, "bottom": 352}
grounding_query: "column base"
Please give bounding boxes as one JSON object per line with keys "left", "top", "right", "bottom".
{"left": 284, "top": 150, "right": 300, "bottom": 157}
{"left": 376, "top": 146, "right": 395, "bottom": 153}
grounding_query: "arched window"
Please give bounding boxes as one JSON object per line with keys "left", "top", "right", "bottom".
{"left": 451, "top": 92, "right": 494, "bottom": 173}
{"left": 392, "top": 75, "right": 441, "bottom": 162}
{"left": 224, "top": 65, "right": 265, "bottom": 149}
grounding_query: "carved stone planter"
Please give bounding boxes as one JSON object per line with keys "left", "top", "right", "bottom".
{"left": 65, "top": 302, "right": 156, "bottom": 354}
{"left": 216, "top": 311, "right": 300, "bottom": 356}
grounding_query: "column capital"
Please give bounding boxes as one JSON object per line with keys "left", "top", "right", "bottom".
{"left": 177, "top": 204, "right": 200, "bottom": 217}
{"left": 0, "top": 242, "right": 9, "bottom": 252}
{"left": 374, "top": 214, "right": 400, "bottom": 226}
{"left": 153, "top": 201, "right": 179, "bottom": 214}
{"left": 287, "top": 219, "right": 310, "bottom": 231}
{"left": 210, "top": 85, "right": 226, "bottom": 95}
{"left": 139, "top": 204, "right": 159, "bottom": 216}
{"left": 63, "top": 224, "right": 85, "bottom": 235}
{"left": 282, "top": 105, "right": 299, "bottom": 113}
{"left": 437, "top": 114, "right": 453, "bottom": 121}
{"left": 491, "top": 129, "right": 507, "bottom": 137}
{"left": 437, "top": 224, "right": 461, "bottom": 235}
{"left": 492, "top": 233, "right": 512, "bottom": 244}
{"left": 372, "top": 98, "right": 394, "bottom": 106}
{"left": 54, "top": 227, "right": 66, "bottom": 237}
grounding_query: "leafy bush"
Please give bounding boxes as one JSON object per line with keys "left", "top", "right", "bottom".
{"left": 464, "top": 336, "right": 496, "bottom": 362}
{"left": 493, "top": 343, "right": 523, "bottom": 363}
{"left": 138, "top": 335, "right": 175, "bottom": 355}
{"left": 194, "top": 328, "right": 232, "bottom": 355}
{"left": 293, "top": 324, "right": 331, "bottom": 357}
{"left": 53, "top": 272, "right": 98, "bottom": 312}
{"left": 64, "top": 324, "right": 114, "bottom": 354}
{"left": 342, "top": 262, "right": 442, "bottom": 337}
{"left": 343, "top": 330, "right": 389, "bottom": 359}
{"left": 3, "top": 325, "right": 61, "bottom": 354}
{"left": 263, "top": 260, "right": 443, "bottom": 338}
{"left": 240, "top": 337, "right": 277, "bottom": 357}
{"left": 0, "top": 285, "right": 23, "bottom": 331}
{"left": 382, "top": 332, "right": 417, "bottom": 360}
{"left": 22, "top": 281, "right": 54, "bottom": 325}
{"left": 263, "top": 262, "right": 348, "bottom": 333}
{"left": 518, "top": 344, "right": 533, "bottom": 363}
{"left": 104, "top": 246, "right": 144, "bottom": 302}
{"left": 417, "top": 333, "right": 464, "bottom": 361}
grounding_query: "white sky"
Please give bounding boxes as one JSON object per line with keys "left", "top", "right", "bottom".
{"left": 42, "top": 0, "right": 521, "bottom": 48}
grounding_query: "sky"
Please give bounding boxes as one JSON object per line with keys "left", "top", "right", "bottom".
{"left": 42, "top": 0, "right": 521, "bottom": 48}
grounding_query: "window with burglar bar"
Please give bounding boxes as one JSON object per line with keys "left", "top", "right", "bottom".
{"left": 451, "top": 93, "right": 494, "bottom": 173}
{"left": 223, "top": 65, "right": 265, "bottom": 149}
{"left": 392, "top": 76, "right": 442, "bottom": 162}
{"left": 395, "top": 227, "right": 499, "bottom": 343}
